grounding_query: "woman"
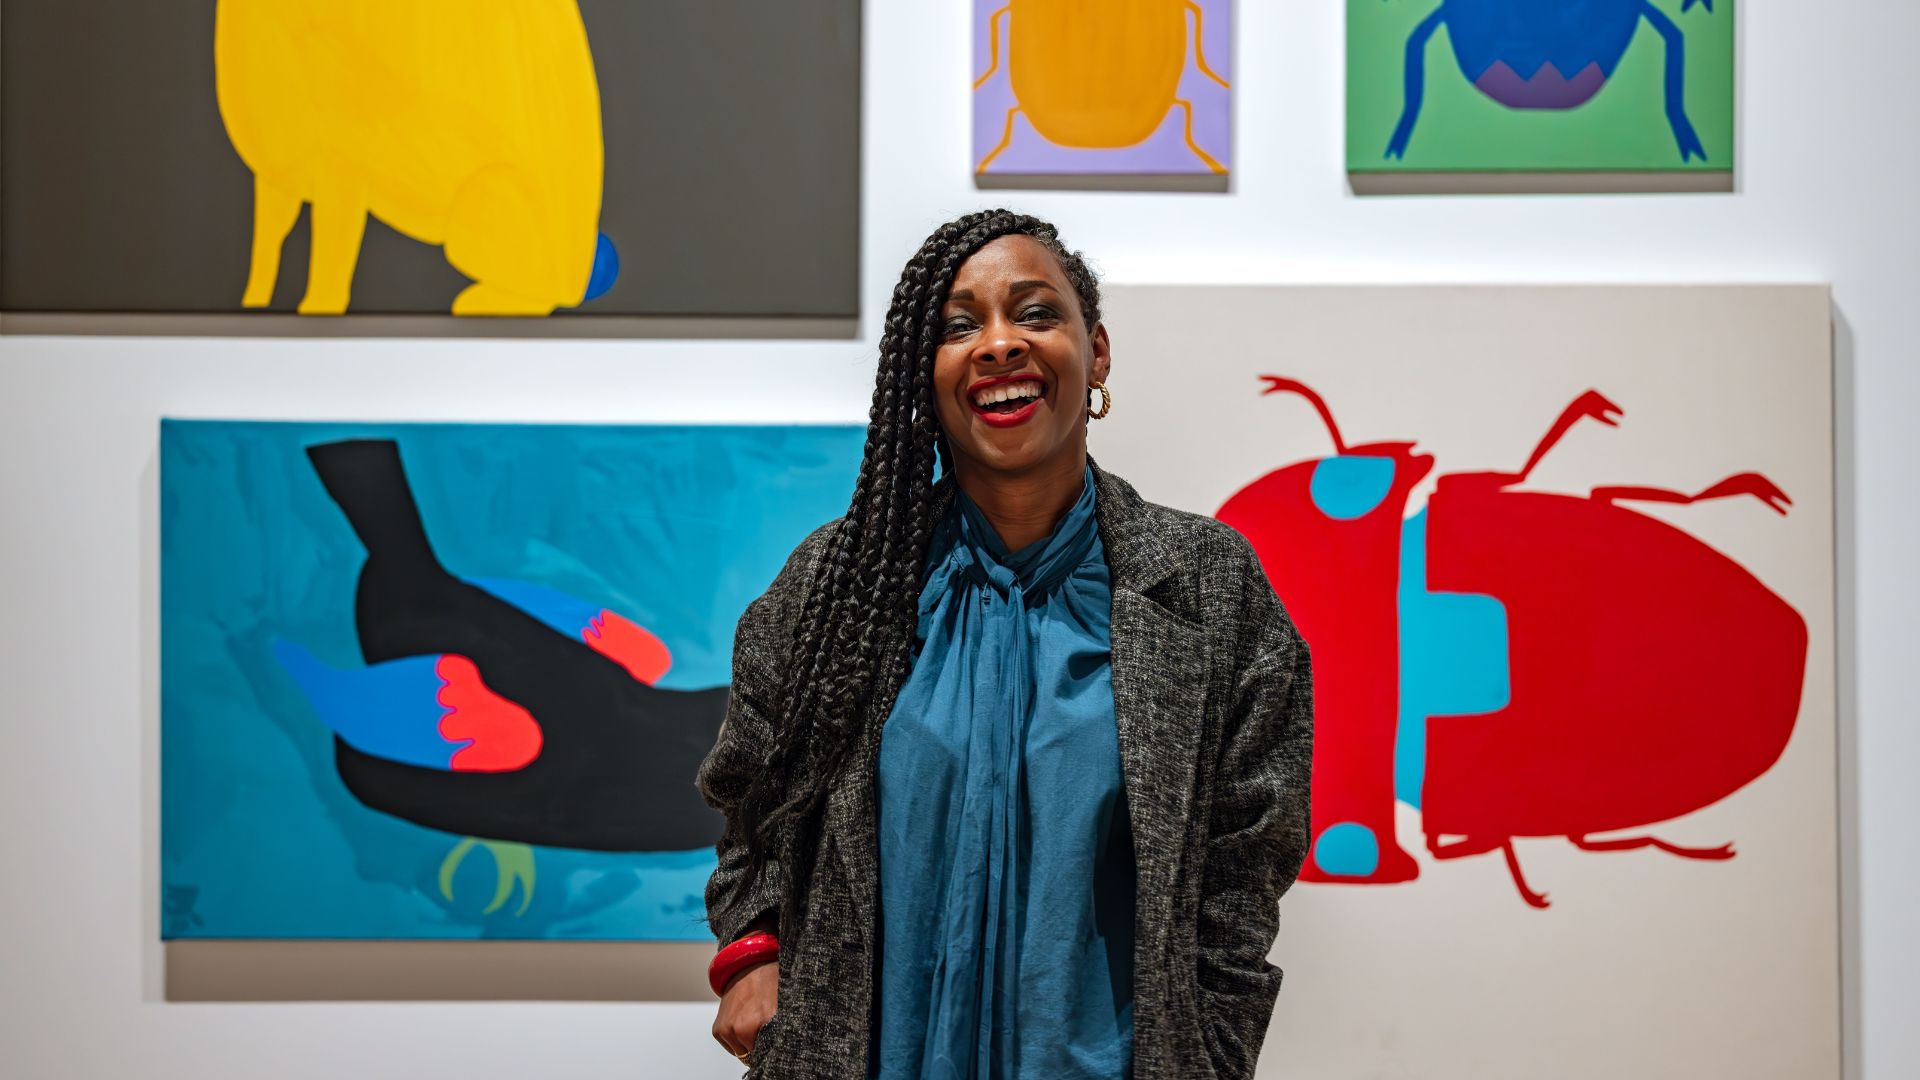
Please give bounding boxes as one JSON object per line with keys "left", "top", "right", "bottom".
{"left": 698, "top": 209, "right": 1313, "bottom": 1080}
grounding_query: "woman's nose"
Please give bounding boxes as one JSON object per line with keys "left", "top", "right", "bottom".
{"left": 974, "top": 318, "right": 1026, "bottom": 366}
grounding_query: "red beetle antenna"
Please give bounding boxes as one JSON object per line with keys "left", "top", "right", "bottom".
{"left": 1259, "top": 375, "right": 1349, "bottom": 455}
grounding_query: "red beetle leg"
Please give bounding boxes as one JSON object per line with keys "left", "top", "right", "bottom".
{"left": 1509, "top": 390, "right": 1624, "bottom": 485}
{"left": 1592, "top": 471, "right": 1791, "bottom": 516}
{"left": 1569, "top": 834, "right": 1736, "bottom": 860}
{"left": 1429, "top": 834, "right": 1550, "bottom": 908}
{"left": 1447, "top": 389, "right": 1626, "bottom": 495}
{"left": 1498, "top": 840, "right": 1551, "bottom": 908}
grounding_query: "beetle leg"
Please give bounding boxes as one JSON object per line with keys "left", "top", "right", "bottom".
{"left": 1499, "top": 840, "right": 1551, "bottom": 908}
{"left": 1639, "top": 2, "right": 1707, "bottom": 161}
{"left": 1593, "top": 472, "right": 1791, "bottom": 516}
{"left": 1503, "top": 390, "right": 1624, "bottom": 483}
{"left": 1173, "top": 99, "right": 1227, "bottom": 174}
{"left": 1571, "top": 834, "right": 1736, "bottom": 860}
{"left": 976, "top": 106, "right": 1022, "bottom": 173}
{"left": 973, "top": 5, "right": 1010, "bottom": 90}
{"left": 1385, "top": 7, "right": 1447, "bottom": 159}
{"left": 1183, "top": 0, "right": 1231, "bottom": 90}
{"left": 1428, "top": 834, "right": 1551, "bottom": 907}
{"left": 1472, "top": 390, "right": 1623, "bottom": 488}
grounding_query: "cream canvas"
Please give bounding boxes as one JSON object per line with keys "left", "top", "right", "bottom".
{"left": 1090, "top": 285, "right": 1838, "bottom": 1080}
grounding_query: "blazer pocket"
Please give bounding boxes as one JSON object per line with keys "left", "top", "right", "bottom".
{"left": 744, "top": 1008, "right": 787, "bottom": 1070}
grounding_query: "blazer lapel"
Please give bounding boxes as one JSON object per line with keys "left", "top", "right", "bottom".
{"left": 1090, "top": 457, "right": 1211, "bottom": 973}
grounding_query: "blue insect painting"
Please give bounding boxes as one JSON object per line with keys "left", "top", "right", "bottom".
{"left": 1387, "top": 0, "right": 1715, "bottom": 161}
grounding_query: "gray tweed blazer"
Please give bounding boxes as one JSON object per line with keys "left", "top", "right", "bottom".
{"left": 697, "top": 457, "right": 1314, "bottom": 1080}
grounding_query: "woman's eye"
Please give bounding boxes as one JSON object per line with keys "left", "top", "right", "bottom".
{"left": 1019, "top": 306, "right": 1057, "bottom": 321}
{"left": 943, "top": 316, "right": 976, "bottom": 334}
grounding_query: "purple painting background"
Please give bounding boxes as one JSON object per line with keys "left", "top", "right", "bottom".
{"left": 972, "top": 0, "right": 1233, "bottom": 175}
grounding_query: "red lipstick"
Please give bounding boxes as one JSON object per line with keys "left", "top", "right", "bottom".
{"left": 967, "top": 373, "right": 1047, "bottom": 428}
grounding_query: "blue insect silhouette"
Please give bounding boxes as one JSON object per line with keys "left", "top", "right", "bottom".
{"left": 1386, "top": 0, "right": 1715, "bottom": 161}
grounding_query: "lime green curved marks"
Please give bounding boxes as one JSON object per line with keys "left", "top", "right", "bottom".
{"left": 438, "top": 837, "right": 536, "bottom": 917}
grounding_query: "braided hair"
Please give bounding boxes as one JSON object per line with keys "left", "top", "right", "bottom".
{"left": 733, "top": 209, "right": 1103, "bottom": 939}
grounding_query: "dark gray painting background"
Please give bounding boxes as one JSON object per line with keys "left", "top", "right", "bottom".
{"left": 1, "top": 2, "right": 861, "bottom": 318}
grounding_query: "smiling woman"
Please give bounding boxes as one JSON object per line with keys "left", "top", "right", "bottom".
{"left": 697, "top": 209, "right": 1315, "bottom": 1080}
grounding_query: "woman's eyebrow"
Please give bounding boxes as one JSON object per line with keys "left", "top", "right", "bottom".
{"left": 948, "top": 280, "right": 1057, "bottom": 304}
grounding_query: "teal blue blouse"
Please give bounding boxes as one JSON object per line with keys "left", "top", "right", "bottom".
{"left": 869, "top": 464, "right": 1136, "bottom": 1079}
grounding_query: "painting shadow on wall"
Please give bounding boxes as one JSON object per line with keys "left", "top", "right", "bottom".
{"left": 976, "top": 172, "right": 1230, "bottom": 193}
{"left": 1829, "top": 304, "right": 1863, "bottom": 1080}
{"left": 1349, "top": 171, "right": 1734, "bottom": 196}
{"left": 1, "top": 311, "right": 858, "bottom": 341}
{"left": 162, "top": 940, "right": 714, "bottom": 1001}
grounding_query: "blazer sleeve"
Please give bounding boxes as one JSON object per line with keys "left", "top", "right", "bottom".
{"left": 1195, "top": 557, "right": 1315, "bottom": 1079}
{"left": 695, "top": 522, "right": 835, "bottom": 948}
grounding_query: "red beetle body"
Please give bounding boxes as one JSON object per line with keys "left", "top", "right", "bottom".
{"left": 1217, "top": 378, "right": 1808, "bottom": 907}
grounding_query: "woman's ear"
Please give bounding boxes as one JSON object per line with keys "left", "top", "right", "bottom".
{"left": 1090, "top": 322, "right": 1113, "bottom": 385}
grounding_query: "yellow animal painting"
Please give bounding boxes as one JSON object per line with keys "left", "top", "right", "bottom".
{"left": 215, "top": 0, "right": 618, "bottom": 316}
{"left": 975, "top": 0, "right": 1230, "bottom": 173}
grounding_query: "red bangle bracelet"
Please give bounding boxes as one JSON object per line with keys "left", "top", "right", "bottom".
{"left": 709, "top": 931, "right": 780, "bottom": 996}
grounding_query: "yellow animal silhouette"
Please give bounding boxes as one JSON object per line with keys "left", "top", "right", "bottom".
{"left": 975, "top": 0, "right": 1230, "bottom": 173}
{"left": 215, "top": 0, "right": 618, "bottom": 316}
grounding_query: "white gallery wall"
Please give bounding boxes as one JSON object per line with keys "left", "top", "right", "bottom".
{"left": 1, "top": 2, "right": 1913, "bottom": 1078}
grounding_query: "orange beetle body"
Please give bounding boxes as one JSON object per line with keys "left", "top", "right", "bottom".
{"left": 976, "top": 0, "right": 1229, "bottom": 173}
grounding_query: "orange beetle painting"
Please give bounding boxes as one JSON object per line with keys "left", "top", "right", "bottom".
{"left": 973, "top": 0, "right": 1232, "bottom": 175}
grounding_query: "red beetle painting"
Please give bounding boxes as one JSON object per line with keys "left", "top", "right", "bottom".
{"left": 1217, "top": 376, "right": 1809, "bottom": 908}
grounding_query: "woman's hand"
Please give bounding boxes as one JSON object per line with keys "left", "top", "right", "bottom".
{"left": 712, "top": 957, "right": 779, "bottom": 1063}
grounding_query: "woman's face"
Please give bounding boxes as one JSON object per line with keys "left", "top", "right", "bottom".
{"left": 931, "top": 235, "right": 1112, "bottom": 479}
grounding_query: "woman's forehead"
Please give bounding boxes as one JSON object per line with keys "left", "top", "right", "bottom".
{"left": 951, "top": 236, "right": 1068, "bottom": 293}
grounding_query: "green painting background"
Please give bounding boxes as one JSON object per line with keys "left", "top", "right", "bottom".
{"left": 1347, "top": 0, "right": 1734, "bottom": 172}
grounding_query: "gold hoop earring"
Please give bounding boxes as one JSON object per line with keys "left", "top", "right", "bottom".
{"left": 1087, "top": 381, "right": 1112, "bottom": 420}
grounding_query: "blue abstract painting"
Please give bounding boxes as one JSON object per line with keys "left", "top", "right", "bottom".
{"left": 161, "top": 420, "right": 863, "bottom": 940}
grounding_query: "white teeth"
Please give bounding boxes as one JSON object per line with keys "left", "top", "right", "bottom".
{"left": 973, "top": 381, "right": 1042, "bottom": 408}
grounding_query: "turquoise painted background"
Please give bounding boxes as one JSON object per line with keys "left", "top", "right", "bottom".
{"left": 160, "top": 420, "right": 863, "bottom": 940}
